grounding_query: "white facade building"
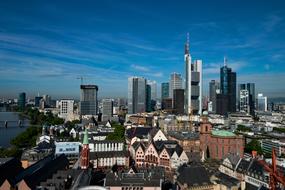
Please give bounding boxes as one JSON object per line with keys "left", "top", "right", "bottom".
{"left": 185, "top": 34, "right": 202, "bottom": 115}
{"left": 57, "top": 99, "right": 74, "bottom": 121}
{"left": 257, "top": 93, "right": 268, "bottom": 111}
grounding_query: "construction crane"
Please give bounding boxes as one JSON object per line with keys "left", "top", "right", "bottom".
{"left": 76, "top": 76, "right": 84, "bottom": 85}
{"left": 259, "top": 149, "right": 285, "bottom": 190}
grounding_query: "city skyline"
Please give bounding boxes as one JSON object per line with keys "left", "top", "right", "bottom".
{"left": 0, "top": 0, "right": 285, "bottom": 99}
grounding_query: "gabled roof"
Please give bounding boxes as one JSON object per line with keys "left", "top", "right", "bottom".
{"left": 177, "top": 163, "right": 212, "bottom": 187}
{"left": 22, "top": 154, "right": 69, "bottom": 189}
{"left": 0, "top": 158, "right": 24, "bottom": 186}
{"left": 126, "top": 127, "right": 153, "bottom": 139}
{"left": 224, "top": 153, "right": 241, "bottom": 169}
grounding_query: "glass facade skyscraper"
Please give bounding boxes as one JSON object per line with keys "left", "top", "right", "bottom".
{"left": 128, "top": 77, "right": 146, "bottom": 114}
{"left": 18, "top": 92, "right": 26, "bottom": 110}
{"left": 238, "top": 83, "right": 255, "bottom": 115}
{"left": 161, "top": 82, "right": 169, "bottom": 100}
{"left": 80, "top": 85, "right": 98, "bottom": 115}
{"left": 219, "top": 59, "right": 236, "bottom": 114}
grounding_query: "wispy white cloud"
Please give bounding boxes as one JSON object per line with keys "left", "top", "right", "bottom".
{"left": 131, "top": 64, "right": 149, "bottom": 72}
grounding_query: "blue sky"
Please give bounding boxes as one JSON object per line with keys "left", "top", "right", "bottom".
{"left": 0, "top": 0, "right": 285, "bottom": 99}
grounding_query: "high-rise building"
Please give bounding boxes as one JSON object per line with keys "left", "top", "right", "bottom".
{"left": 147, "top": 80, "right": 157, "bottom": 101}
{"left": 238, "top": 83, "right": 255, "bottom": 115}
{"left": 18, "top": 92, "right": 26, "bottom": 110}
{"left": 184, "top": 34, "right": 202, "bottom": 115}
{"left": 146, "top": 84, "right": 152, "bottom": 112}
{"left": 169, "top": 73, "right": 183, "bottom": 99}
{"left": 257, "top": 93, "right": 268, "bottom": 112}
{"left": 58, "top": 99, "right": 74, "bottom": 120}
{"left": 173, "top": 89, "right": 185, "bottom": 115}
{"left": 161, "top": 98, "right": 172, "bottom": 110}
{"left": 80, "top": 85, "right": 98, "bottom": 115}
{"left": 218, "top": 57, "right": 236, "bottom": 115}
{"left": 209, "top": 80, "right": 219, "bottom": 113}
{"left": 35, "top": 96, "right": 43, "bottom": 107}
{"left": 42, "top": 95, "right": 51, "bottom": 107}
{"left": 161, "top": 82, "right": 169, "bottom": 100}
{"left": 102, "top": 99, "right": 113, "bottom": 121}
{"left": 128, "top": 77, "right": 146, "bottom": 114}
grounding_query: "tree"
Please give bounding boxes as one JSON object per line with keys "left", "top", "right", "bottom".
{"left": 245, "top": 139, "right": 263, "bottom": 155}
{"left": 106, "top": 123, "right": 125, "bottom": 141}
{"left": 236, "top": 125, "right": 252, "bottom": 132}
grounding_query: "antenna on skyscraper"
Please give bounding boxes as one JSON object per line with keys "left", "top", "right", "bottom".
{"left": 224, "top": 56, "right": 227, "bottom": 66}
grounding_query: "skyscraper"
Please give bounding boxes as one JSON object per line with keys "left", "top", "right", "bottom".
{"left": 102, "top": 99, "right": 113, "bottom": 121}
{"left": 209, "top": 80, "right": 219, "bottom": 113}
{"left": 219, "top": 57, "right": 236, "bottom": 114}
{"left": 257, "top": 93, "right": 268, "bottom": 112}
{"left": 128, "top": 77, "right": 146, "bottom": 114}
{"left": 184, "top": 34, "right": 203, "bottom": 115}
{"left": 173, "top": 89, "right": 185, "bottom": 114}
{"left": 18, "top": 92, "right": 26, "bottom": 110}
{"left": 147, "top": 80, "right": 157, "bottom": 101}
{"left": 80, "top": 85, "right": 98, "bottom": 115}
{"left": 238, "top": 83, "right": 255, "bottom": 115}
{"left": 161, "top": 82, "right": 169, "bottom": 100}
{"left": 169, "top": 73, "right": 183, "bottom": 99}
{"left": 146, "top": 84, "right": 152, "bottom": 112}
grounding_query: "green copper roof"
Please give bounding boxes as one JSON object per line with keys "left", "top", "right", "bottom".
{"left": 211, "top": 130, "right": 236, "bottom": 137}
{"left": 83, "top": 129, "right": 89, "bottom": 144}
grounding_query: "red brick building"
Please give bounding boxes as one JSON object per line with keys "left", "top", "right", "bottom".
{"left": 200, "top": 120, "right": 244, "bottom": 160}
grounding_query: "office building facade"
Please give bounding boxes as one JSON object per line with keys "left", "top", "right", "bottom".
{"left": 18, "top": 92, "right": 26, "bottom": 110}
{"left": 169, "top": 73, "right": 183, "bottom": 99}
{"left": 146, "top": 84, "right": 152, "bottom": 112}
{"left": 128, "top": 77, "right": 146, "bottom": 114}
{"left": 257, "top": 93, "right": 268, "bottom": 112}
{"left": 80, "top": 85, "right": 98, "bottom": 115}
{"left": 184, "top": 35, "right": 202, "bottom": 115}
{"left": 218, "top": 57, "right": 236, "bottom": 115}
{"left": 102, "top": 99, "right": 113, "bottom": 121}
{"left": 147, "top": 80, "right": 157, "bottom": 101}
{"left": 161, "top": 82, "right": 169, "bottom": 100}
{"left": 209, "top": 80, "right": 219, "bottom": 113}
{"left": 238, "top": 83, "right": 255, "bottom": 115}
{"left": 58, "top": 99, "right": 74, "bottom": 120}
{"left": 173, "top": 89, "right": 185, "bottom": 114}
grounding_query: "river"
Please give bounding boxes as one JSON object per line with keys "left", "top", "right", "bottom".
{"left": 0, "top": 111, "right": 30, "bottom": 148}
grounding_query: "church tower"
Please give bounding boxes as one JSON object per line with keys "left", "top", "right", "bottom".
{"left": 80, "top": 129, "right": 90, "bottom": 169}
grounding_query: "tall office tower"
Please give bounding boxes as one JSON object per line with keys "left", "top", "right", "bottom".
{"left": 257, "top": 93, "right": 268, "bottom": 111}
{"left": 146, "top": 84, "right": 152, "bottom": 112}
{"left": 169, "top": 73, "right": 183, "bottom": 99}
{"left": 58, "top": 99, "right": 74, "bottom": 120}
{"left": 80, "top": 85, "right": 98, "bottom": 115}
{"left": 102, "top": 99, "right": 113, "bottom": 121}
{"left": 173, "top": 89, "right": 185, "bottom": 114}
{"left": 161, "top": 82, "right": 169, "bottom": 100}
{"left": 184, "top": 34, "right": 203, "bottom": 115}
{"left": 128, "top": 77, "right": 146, "bottom": 114}
{"left": 238, "top": 83, "right": 255, "bottom": 115}
{"left": 219, "top": 57, "right": 236, "bottom": 114}
{"left": 42, "top": 94, "right": 51, "bottom": 107}
{"left": 35, "top": 96, "right": 43, "bottom": 107}
{"left": 18, "top": 92, "right": 26, "bottom": 110}
{"left": 209, "top": 80, "right": 219, "bottom": 113}
{"left": 147, "top": 80, "right": 157, "bottom": 101}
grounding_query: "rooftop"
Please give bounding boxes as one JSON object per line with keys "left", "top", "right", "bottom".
{"left": 211, "top": 130, "right": 236, "bottom": 137}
